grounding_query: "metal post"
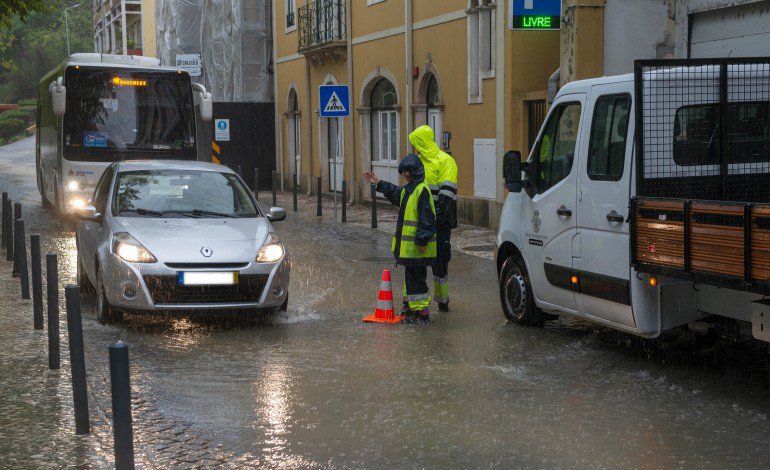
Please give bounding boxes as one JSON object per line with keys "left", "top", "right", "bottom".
{"left": 47, "top": 254, "right": 60, "bottom": 370}
{"left": 371, "top": 185, "right": 378, "bottom": 228}
{"left": 109, "top": 341, "right": 135, "bottom": 470}
{"left": 6, "top": 200, "right": 14, "bottom": 262}
{"left": 272, "top": 170, "right": 277, "bottom": 207}
{"left": 316, "top": 176, "right": 322, "bottom": 216}
{"left": 254, "top": 168, "right": 259, "bottom": 201}
{"left": 1, "top": 192, "right": 7, "bottom": 249}
{"left": 293, "top": 173, "right": 298, "bottom": 212}
{"left": 12, "top": 203, "right": 21, "bottom": 274}
{"left": 16, "top": 220, "right": 29, "bottom": 293}
{"left": 342, "top": 180, "right": 346, "bottom": 223}
{"left": 65, "top": 285, "right": 90, "bottom": 434}
{"left": 31, "top": 234, "right": 43, "bottom": 329}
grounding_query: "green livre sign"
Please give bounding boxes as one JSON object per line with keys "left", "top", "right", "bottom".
{"left": 511, "top": 15, "right": 560, "bottom": 30}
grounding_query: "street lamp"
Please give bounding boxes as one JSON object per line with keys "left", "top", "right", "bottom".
{"left": 64, "top": 3, "right": 81, "bottom": 57}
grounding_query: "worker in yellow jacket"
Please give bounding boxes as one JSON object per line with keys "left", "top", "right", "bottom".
{"left": 408, "top": 125, "right": 458, "bottom": 312}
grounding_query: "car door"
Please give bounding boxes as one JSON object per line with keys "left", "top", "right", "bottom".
{"left": 576, "top": 85, "right": 636, "bottom": 327}
{"left": 78, "top": 166, "right": 114, "bottom": 282}
{"left": 521, "top": 97, "right": 585, "bottom": 313}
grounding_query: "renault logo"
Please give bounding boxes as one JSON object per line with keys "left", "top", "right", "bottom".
{"left": 200, "top": 247, "right": 213, "bottom": 257}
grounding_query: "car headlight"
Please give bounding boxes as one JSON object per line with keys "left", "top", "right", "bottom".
{"left": 256, "top": 235, "right": 284, "bottom": 263}
{"left": 112, "top": 232, "right": 157, "bottom": 263}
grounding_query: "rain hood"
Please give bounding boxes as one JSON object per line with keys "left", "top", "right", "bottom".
{"left": 397, "top": 154, "right": 425, "bottom": 185}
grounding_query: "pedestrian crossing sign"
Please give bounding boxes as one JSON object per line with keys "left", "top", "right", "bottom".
{"left": 319, "top": 85, "right": 350, "bottom": 117}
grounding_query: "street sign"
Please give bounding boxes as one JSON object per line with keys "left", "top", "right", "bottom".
{"left": 509, "top": 0, "right": 561, "bottom": 31}
{"left": 319, "top": 85, "right": 350, "bottom": 117}
{"left": 215, "top": 119, "right": 230, "bottom": 142}
{"left": 176, "top": 53, "right": 202, "bottom": 77}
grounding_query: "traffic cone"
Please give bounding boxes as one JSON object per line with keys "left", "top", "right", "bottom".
{"left": 362, "top": 269, "right": 403, "bottom": 323}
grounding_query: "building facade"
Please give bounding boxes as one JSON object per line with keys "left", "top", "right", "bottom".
{"left": 273, "top": 0, "right": 560, "bottom": 228}
{"left": 93, "top": 0, "right": 156, "bottom": 57}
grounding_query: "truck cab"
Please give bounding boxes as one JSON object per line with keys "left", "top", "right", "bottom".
{"left": 496, "top": 58, "right": 770, "bottom": 343}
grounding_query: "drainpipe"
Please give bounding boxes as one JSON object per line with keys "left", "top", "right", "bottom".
{"left": 100, "top": 0, "right": 107, "bottom": 53}
{"left": 345, "top": 0, "right": 355, "bottom": 203}
{"left": 305, "top": 55, "right": 313, "bottom": 195}
{"left": 547, "top": 68, "right": 560, "bottom": 106}
{"left": 121, "top": 0, "right": 128, "bottom": 55}
{"left": 405, "top": 0, "right": 413, "bottom": 144}
{"left": 273, "top": 0, "right": 284, "bottom": 190}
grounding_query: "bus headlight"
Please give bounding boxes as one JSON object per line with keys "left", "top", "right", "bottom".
{"left": 67, "top": 180, "right": 79, "bottom": 191}
{"left": 70, "top": 198, "right": 85, "bottom": 209}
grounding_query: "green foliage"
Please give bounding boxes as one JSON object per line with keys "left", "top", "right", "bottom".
{"left": 0, "top": 109, "right": 29, "bottom": 123}
{"left": 0, "top": 117, "right": 26, "bottom": 139}
{"left": 0, "top": 1, "right": 91, "bottom": 103}
{"left": 17, "top": 98, "right": 37, "bottom": 107}
{"left": 0, "top": 1, "right": 57, "bottom": 34}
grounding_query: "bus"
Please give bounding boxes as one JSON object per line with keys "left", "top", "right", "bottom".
{"left": 36, "top": 53, "right": 212, "bottom": 215}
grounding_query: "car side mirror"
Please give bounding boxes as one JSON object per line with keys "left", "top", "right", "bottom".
{"left": 503, "top": 150, "right": 523, "bottom": 193}
{"left": 76, "top": 204, "right": 103, "bottom": 222}
{"left": 50, "top": 76, "right": 66, "bottom": 117}
{"left": 193, "top": 83, "right": 213, "bottom": 121}
{"left": 266, "top": 207, "right": 286, "bottom": 222}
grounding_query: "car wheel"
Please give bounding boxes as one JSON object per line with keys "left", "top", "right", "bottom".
{"left": 499, "top": 256, "right": 544, "bottom": 326}
{"left": 96, "top": 268, "right": 123, "bottom": 324}
{"left": 279, "top": 294, "right": 288, "bottom": 312}
{"left": 76, "top": 253, "right": 93, "bottom": 294}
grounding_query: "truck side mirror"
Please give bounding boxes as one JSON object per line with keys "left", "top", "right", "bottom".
{"left": 503, "top": 150, "right": 523, "bottom": 193}
{"left": 193, "top": 83, "right": 213, "bottom": 121}
{"left": 50, "top": 77, "right": 66, "bottom": 117}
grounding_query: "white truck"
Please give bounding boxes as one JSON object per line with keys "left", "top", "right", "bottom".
{"left": 496, "top": 58, "right": 770, "bottom": 343}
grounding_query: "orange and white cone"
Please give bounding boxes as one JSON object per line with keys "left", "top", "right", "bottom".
{"left": 362, "top": 269, "right": 403, "bottom": 323}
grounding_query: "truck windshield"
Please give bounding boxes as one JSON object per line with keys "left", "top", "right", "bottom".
{"left": 63, "top": 67, "right": 196, "bottom": 161}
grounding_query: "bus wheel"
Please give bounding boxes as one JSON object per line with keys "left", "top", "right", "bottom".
{"left": 499, "top": 256, "right": 544, "bottom": 326}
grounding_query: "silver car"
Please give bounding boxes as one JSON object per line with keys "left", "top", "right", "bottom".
{"left": 75, "top": 160, "right": 289, "bottom": 323}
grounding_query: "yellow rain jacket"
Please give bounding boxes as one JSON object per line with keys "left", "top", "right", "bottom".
{"left": 408, "top": 125, "right": 458, "bottom": 230}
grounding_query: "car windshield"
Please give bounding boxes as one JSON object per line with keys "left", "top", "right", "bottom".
{"left": 114, "top": 170, "right": 258, "bottom": 218}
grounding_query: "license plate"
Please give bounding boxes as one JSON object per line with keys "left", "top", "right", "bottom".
{"left": 178, "top": 272, "right": 239, "bottom": 286}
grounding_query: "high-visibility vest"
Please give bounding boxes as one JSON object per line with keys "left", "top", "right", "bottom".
{"left": 392, "top": 182, "right": 437, "bottom": 260}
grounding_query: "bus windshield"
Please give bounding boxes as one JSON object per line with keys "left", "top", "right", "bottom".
{"left": 63, "top": 67, "right": 196, "bottom": 161}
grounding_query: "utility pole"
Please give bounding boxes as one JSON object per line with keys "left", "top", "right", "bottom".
{"left": 64, "top": 3, "right": 81, "bottom": 57}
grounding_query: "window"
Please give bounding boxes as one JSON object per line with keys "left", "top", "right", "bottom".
{"left": 370, "top": 79, "right": 398, "bottom": 164}
{"left": 467, "top": 1, "right": 496, "bottom": 101}
{"left": 533, "top": 102, "right": 581, "bottom": 194}
{"left": 588, "top": 95, "right": 630, "bottom": 181}
{"left": 285, "top": 0, "right": 296, "bottom": 31}
{"left": 673, "top": 101, "right": 770, "bottom": 166}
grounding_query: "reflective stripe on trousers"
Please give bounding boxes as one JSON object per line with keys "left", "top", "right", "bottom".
{"left": 433, "top": 275, "right": 449, "bottom": 304}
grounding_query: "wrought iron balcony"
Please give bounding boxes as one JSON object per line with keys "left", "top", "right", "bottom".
{"left": 298, "top": 0, "right": 346, "bottom": 63}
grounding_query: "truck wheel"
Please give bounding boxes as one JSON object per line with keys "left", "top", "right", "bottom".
{"left": 499, "top": 256, "right": 544, "bottom": 326}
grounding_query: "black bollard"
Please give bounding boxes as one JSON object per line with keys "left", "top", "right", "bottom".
{"left": 342, "top": 180, "right": 347, "bottom": 223}
{"left": 12, "top": 203, "right": 21, "bottom": 275}
{"left": 316, "top": 176, "right": 322, "bottom": 216}
{"left": 65, "top": 285, "right": 90, "bottom": 434}
{"left": 31, "top": 234, "right": 43, "bottom": 329}
{"left": 47, "top": 254, "right": 60, "bottom": 370}
{"left": 6, "top": 199, "right": 13, "bottom": 262}
{"left": 271, "top": 169, "right": 277, "bottom": 207}
{"left": 109, "top": 341, "right": 135, "bottom": 470}
{"left": 254, "top": 168, "right": 259, "bottom": 201}
{"left": 292, "top": 173, "right": 298, "bottom": 212}
{"left": 1, "top": 192, "right": 7, "bottom": 249}
{"left": 16, "top": 220, "right": 29, "bottom": 299}
{"left": 371, "top": 185, "right": 378, "bottom": 229}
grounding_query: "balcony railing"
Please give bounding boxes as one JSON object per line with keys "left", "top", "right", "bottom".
{"left": 298, "top": 0, "right": 346, "bottom": 55}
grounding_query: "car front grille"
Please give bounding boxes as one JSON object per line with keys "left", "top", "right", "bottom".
{"left": 164, "top": 262, "right": 249, "bottom": 269}
{"left": 143, "top": 274, "right": 269, "bottom": 305}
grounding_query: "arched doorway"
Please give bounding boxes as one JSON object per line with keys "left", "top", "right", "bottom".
{"left": 370, "top": 78, "right": 399, "bottom": 185}
{"left": 426, "top": 75, "right": 443, "bottom": 148}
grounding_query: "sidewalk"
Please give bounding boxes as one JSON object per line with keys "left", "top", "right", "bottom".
{"left": 263, "top": 188, "right": 498, "bottom": 262}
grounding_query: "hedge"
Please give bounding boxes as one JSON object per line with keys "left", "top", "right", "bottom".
{"left": 0, "top": 118, "right": 26, "bottom": 139}
{"left": 17, "top": 98, "right": 37, "bottom": 107}
{"left": 0, "top": 110, "right": 29, "bottom": 123}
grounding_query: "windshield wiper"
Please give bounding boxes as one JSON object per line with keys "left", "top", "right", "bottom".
{"left": 119, "top": 208, "right": 164, "bottom": 217}
{"left": 164, "top": 209, "right": 237, "bottom": 218}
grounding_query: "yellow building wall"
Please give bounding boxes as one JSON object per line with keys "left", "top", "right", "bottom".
{"left": 142, "top": 0, "right": 156, "bottom": 57}
{"left": 275, "top": 0, "right": 300, "bottom": 59}
{"left": 412, "top": 0, "right": 466, "bottom": 23}
{"left": 352, "top": 0, "right": 404, "bottom": 37}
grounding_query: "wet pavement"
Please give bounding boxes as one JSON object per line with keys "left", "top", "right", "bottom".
{"left": 1, "top": 137, "right": 770, "bottom": 469}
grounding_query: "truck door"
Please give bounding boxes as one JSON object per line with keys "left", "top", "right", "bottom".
{"left": 576, "top": 85, "right": 635, "bottom": 327}
{"left": 522, "top": 97, "right": 585, "bottom": 313}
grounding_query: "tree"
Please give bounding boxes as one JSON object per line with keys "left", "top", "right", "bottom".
{"left": 0, "top": 1, "right": 57, "bottom": 35}
{"left": 0, "top": 1, "right": 91, "bottom": 102}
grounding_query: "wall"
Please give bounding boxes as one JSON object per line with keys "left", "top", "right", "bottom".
{"left": 142, "top": 0, "right": 157, "bottom": 57}
{"left": 603, "top": 0, "right": 675, "bottom": 75}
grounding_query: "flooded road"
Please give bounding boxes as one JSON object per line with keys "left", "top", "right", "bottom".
{"left": 2, "top": 137, "right": 770, "bottom": 468}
